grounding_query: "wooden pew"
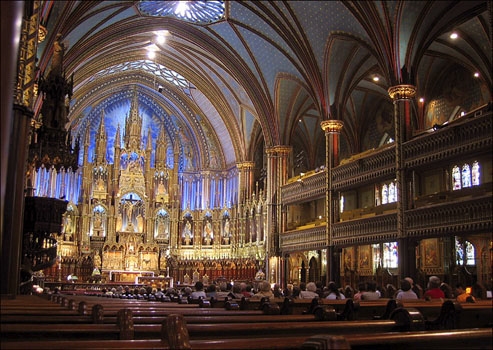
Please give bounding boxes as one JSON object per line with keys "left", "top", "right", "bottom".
{"left": 4, "top": 313, "right": 491, "bottom": 349}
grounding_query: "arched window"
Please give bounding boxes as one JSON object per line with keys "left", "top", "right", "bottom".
{"left": 452, "top": 166, "right": 461, "bottom": 190}
{"left": 462, "top": 164, "right": 471, "bottom": 188}
{"left": 383, "top": 242, "right": 398, "bottom": 268}
{"left": 471, "top": 161, "right": 480, "bottom": 186}
{"left": 465, "top": 241, "right": 475, "bottom": 265}
{"left": 455, "top": 237, "right": 464, "bottom": 265}
{"left": 372, "top": 244, "right": 381, "bottom": 271}
{"left": 381, "top": 184, "right": 388, "bottom": 205}
{"left": 388, "top": 182, "right": 396, "bottom": 203}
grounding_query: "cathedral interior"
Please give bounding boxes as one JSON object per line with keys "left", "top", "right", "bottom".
{"left": 1, "top": 0, "right": 492, "bottom": 295}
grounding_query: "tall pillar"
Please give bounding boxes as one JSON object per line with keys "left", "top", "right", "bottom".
{"left": 237, "top": 161, "right": 255, "bottom": 203}
{"left": 265, "top": 146, "right": 291, "bottom": 283}
{"left": 388, "top": 85, "right": 416, "bottom": 279}
{"left": 320, "top": 120, "right": 343, "bottom": 285}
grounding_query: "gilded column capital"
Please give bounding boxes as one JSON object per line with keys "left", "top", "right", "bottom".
{"left": 320, "top": 119, "right": 343, "bottom": 134}
{"left": 388, "top": 84, "right": 416, "bottom": 101}
{"left": 265, "top": 146, "right": 292, "bottom": 155}
{"left": 236, "top": 161, "right": 255, "bottom": 170}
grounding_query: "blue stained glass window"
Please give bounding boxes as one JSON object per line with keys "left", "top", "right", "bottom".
{"left": 455, "top": 238, "right": 464, "bottom": 265}
{"left": 388, "top": 182, "right": 396, "bottom": 203}
{"left": 138, "top": 1, "right": 225, "bottom": 24}
{"left": 452, "top": 166, "right": 461, "bottom": 190}
{"left": 472, "top": 161, "right": 480, "bottom": 186}
{"left": 383, "top": 242, "right": 398, "bottom": 268}
{"left": 462, "top": 164, "right": 471, "bottom": 188}
{"left": 381, "top": 184, "right": 388, "bottom": 205}
{"left": 465, "top": 241, "right": 475, "bottom": 265}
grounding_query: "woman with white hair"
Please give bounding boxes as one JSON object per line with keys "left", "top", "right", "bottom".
{"left": 251, "top": 281, "right": 273, "bottom": 299}
{"left": 300, "top": 282, "right": 319, "bottom": 299}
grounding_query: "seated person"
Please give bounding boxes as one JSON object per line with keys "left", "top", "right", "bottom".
{"left": 215, "top": 282, "right": 230, "bottom": 299}
{"left": 424, "top": 276, "right": 445, "bottom": 299}
{"left": 353, "top": 282, "right": 366, "bottom": 301}
{"left": 325, "top": 282, "right": 346, "bottom": 300}
{"left": 206, "top": 284, "right": 217, "bottom": 298}
{"left": 455, "top": 283, "right": 476, "bottom": 303}
{"left": 251, "top": 281, "right": 273, "bottom": 300}
{"left": 396, "top": 279, "right": 418, "bottom": 300}
{"left": 273, "top": 283, "right": 283, "bottom": 298}
{"left": 229, "top": 284, "right": 244, "bottom": 299}
{"left": 361, "top": 281, "right": 380, "bottom": 300}
{"left": 191, "top": 281, "right": 206, "bottom": 299}
{"left": 300, "top": 282, "right": 319, "bottom": 299}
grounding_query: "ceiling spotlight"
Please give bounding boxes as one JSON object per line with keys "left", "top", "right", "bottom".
{"left": 450, "top": 32, "right": 458, "bottom": 39}
{"left": 419, "top": 97, "right": 424, "bottom": 103}
{"left": 373, "top": 76, "right": 380, "bottom": 82}
{"left": 474, "top": 72, "right": 479, "bottom": 78}
{"left": 147, "top": 50, "right": 156, "bottom": 59}
{"left": 299, "top": 119, "right": 302, "bottom": 123}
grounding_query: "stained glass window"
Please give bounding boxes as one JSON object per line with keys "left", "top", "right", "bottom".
{"left": 465, "top": 241, "right": 475, "bottom": 265}
{"left": 388, "top": 182, "right": 396, "bottom": 203}
{"left": 472, "top": 161, "right": 480, "bottom": 186}
{"left": 340, "top": 195, "right": 344, "bottom": 213}
{"left": 383, "top": 242, "right": 398, "bottom": 268}
{"left": 138, "top": 1, "right": 225, "bottom": 24}
{"left": 381, "top": 184, "right": 388, "bottom": 204}
{"left": 452, "top": 166, "right": 461, "bottom": 190}
{"left": 455, "top": 237, "right": 464, "bottom": 265}
{"left": 372, "top": 244, "right": 381, "bottom": 270}
{"left": 89, "top": 60, "right": 189, "bottom": 89}
{"left": 375, "top": 185, "right": 381, "bottom": 206}
{"left": 462, "top": 164, "right": 471, "bottom": 188}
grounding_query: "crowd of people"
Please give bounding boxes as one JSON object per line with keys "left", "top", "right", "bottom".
{"left": 47, "top": 275, "right": 482, "bottom": 303}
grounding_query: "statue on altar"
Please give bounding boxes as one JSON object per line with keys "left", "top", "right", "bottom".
{"left": 255, "top": 268, "right": 265, "bottom": 280}
{"left": 223, "top": 217, "right": 230, "bottom": 245}
{"left": 183, "top": 220, "right": 192, "bottom": 245}
{"left": 203, "top": 221, "right": 213, "bottom": 245}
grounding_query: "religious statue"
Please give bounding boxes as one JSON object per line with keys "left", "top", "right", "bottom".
{"left": 50, "top": 33, "right": 65, "bottom": 77}
{"left": 93, "top": 214, "right": 103, "bottom": 233}
{"left": 184, "top": 144, "right": 194, "bottom": 171}
{"left": 223, "top": 218, "right": 230, "bottom": 245}
{"left": 93, "top": 253, "right": 101, "bottom": 268}
{"left": 137, "top": 213, "right": 144, "bottom": 233}
{"left": 204, "top": 221, "right": 213, "bottom": 245}
{"left": 183, "top": 220, "right": 192, "bottom": 245}
{"left": 159, "top": 255, "right": 166, "bottom": 270}
{"left": 193, "top": 269, "right": 200, "bottom": 283}
{"left": 124, "top": 201, "right": 136, "bottom": 231}
{"left": 255, "top": 268, "right": 265, "bottom": 280}
{"left": 96, "top": 177, "right": 105, "bottom": 192}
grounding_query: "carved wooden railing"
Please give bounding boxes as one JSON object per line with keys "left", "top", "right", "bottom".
{"left": 404, "top": 109, "right": 492, "bottom": 169}
{"left": 406, "top": 194, "right": 492, "bottom": 238}
{"left": 332, "top": 213, "right": 397, "bottom": 246}
{"left": 281, "top": 171, "right": 326, "bottom": 205}
{"left": 332, "top": 145, "right": 395, "bottom": 191}
{"left": 280, "top": 225, "right": 326, "bottom": 253}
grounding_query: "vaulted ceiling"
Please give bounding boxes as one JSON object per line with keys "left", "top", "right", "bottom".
{"left": 37, "top": 1, "right": 491, "bottom": 172}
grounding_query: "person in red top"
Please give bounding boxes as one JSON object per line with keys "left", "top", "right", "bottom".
{"left": 424, "top": 276, "right": 445, "bottom": 299}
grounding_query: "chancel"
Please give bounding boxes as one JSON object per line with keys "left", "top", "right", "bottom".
{"left": 1, "top": 1, "right": 492, "bottom": 349}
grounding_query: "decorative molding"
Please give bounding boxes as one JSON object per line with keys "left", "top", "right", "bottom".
{"left": 320, "top": 119, "right": 343, "bottom": 134}
{"left": 280, "top": 225, "right": 326, "bottom": 253}
{"left": 387, "top": 84, "right": 416, "bottom": 100}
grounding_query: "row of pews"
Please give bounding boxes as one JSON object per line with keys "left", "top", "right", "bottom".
{"left": 1, "top": 294, "right": 491, "bottom": 349}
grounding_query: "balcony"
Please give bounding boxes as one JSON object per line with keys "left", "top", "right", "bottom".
{"left": 332, "top": 213, "right": 397, "bottom": 247}
{"left": 406, "top": 194, "right": 492, "bottom": 238}
{"left": 281, "top": 170, "right": 326, "bottom": 205}
{"left": 280, "top": 224, "right": 327, "bottom": 253}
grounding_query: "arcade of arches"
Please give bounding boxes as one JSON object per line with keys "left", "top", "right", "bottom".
{"left": 1, "top": 0, "right": 491, "bottom": 295}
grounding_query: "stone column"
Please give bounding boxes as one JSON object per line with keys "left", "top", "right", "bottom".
{"left": 388, "top": 84, "right": 416, "bottom": 279}
{"left": 320, "top": 120, "right": 343, "bottom": 285}
{"left": 265, "top": 146, "right": 291, "bottom": 283}
{"left": 1, "top": 1, "right": 40, "bottom": 296}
